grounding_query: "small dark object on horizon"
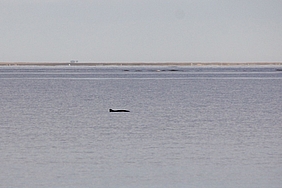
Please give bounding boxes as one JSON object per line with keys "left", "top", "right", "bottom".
{"left": 109, "top": 109, "right": 130, "bottom": 112}
{"left": 276, "top": 69, "right": 282, "bottom": 71}
{"left": 161, "top": 69, "right": 181, "bottom": 72}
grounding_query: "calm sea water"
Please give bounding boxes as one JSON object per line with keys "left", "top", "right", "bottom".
{"left": 0, "top": 66, "right": 281, "bottom": 188}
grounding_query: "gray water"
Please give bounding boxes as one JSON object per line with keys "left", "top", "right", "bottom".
{"left": 0, "top": 66, "right": 281, "bottom": 188}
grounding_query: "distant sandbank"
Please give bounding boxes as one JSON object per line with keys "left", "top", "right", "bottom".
{"left": 0, "top": 62, "right": 281, "bottom": 66}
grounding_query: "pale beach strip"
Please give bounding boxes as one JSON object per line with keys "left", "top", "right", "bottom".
{"left": 0, "top": 62, "right": 282, "bottom": 66}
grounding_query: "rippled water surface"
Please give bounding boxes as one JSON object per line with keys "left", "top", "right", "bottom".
{"left": 0, "top": 66, "right": 281, "bottom": 188}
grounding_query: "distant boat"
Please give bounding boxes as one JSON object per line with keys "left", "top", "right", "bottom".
{"left": 109, "top": 109, "right": 130, "bottom": 112}
{"left": 276, "top": 69, "right": 282, "bottom": 71}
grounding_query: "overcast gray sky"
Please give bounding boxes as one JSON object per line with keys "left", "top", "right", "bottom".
{"left": 1, "top": 0, "right": 282, "bottom": 62}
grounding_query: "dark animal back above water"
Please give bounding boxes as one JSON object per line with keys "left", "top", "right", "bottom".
{"left": 109, "top": 109, "right": 130, "bottom": 112}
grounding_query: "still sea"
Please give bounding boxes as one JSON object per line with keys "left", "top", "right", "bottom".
{"left": 0, "top": 66, "right": 281, "bottom": 188}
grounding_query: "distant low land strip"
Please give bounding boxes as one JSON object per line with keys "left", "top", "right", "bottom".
{"left": 0, "top": 62, "right": 282, "bottom": 66}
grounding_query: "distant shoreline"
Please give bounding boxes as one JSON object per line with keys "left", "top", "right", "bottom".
{"left": 0, "top": 62, "right": 281, "bottom": 66}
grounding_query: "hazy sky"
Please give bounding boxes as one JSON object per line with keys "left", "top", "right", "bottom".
{"left": 1, "top": 0, "right": 282, "bottom": 62}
